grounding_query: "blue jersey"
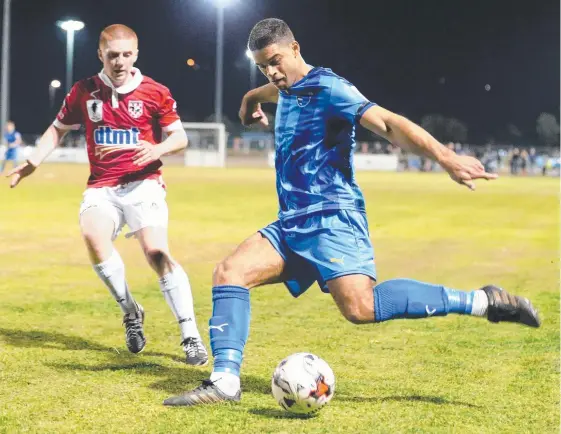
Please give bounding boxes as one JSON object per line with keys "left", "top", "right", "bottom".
{"left": 4, "top": 131, "right": 21, "bottom": 148}
{"left": 274, "top": 66, "right": 375, "bottom": 221}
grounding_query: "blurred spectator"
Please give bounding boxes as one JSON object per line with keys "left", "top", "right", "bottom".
{"left": 520, "top": 149, "right": 529, "bottom": 175}
{"left": 510, "top": 148, "right": 521, "bottom": 175}
{"left": 455, "top": 143, "right": 466, "bottom": 155}
{"left": 1, "top": 120, "right": 23, "bottom": 174}
{"left": 528, "top": 147, "right": 537, "bottom": 174}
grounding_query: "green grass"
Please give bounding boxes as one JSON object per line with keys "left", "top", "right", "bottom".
{"left": 0, "top": 165, "right": 558, "bottom": 433}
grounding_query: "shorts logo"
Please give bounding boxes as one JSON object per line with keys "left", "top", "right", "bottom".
{"left": 128, "top": 100, "right": 143, "bottom": 119}
{"left": 329, "top": 256, "right": 345, "bottom": 264}
{"left": 87, "top": 99, "right": 103, "bottom": 122}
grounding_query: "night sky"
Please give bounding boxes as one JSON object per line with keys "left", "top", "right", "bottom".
{"left": 2, "top": 0, "right": 559, "bottom": 144}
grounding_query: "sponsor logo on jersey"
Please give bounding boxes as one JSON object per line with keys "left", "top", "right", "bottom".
{"left": 93, "top": 126, "right": 140, "bottom": 159}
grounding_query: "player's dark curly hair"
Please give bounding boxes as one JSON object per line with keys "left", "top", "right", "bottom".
{"left": 247, "top": 18, "right": 295, "bottom": 51}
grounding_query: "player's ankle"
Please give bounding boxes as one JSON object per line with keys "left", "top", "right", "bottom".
{"left": 469, "top": 289, "right": 489, "bottom": 316}
{"left": 210, "top": 371, "right": 240, "bottom": 396}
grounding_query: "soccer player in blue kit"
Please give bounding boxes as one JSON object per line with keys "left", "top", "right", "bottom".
{"left": 164, "top": 18, "right": 540, "bottom": 406}
{"left": 1, "top": 121, "right": 22, "bottom": 174}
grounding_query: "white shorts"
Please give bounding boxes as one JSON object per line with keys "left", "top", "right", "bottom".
{"left": 79, "top": 178, "right": 168, "bottom": 240}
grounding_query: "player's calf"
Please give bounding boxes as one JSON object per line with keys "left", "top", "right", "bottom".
{"left": 330, "top": 276, "right": 540, "bottom": 327}
{"left": 145, "top": 248, "right": 174, "bottom": 276}
{"left": 158, "top": 264, "right": 209, "bottom": 364}
{"left": 372, "top": 279, "right": 541, "bottom": 327}
{"left": 164, "top": 285, "right": 249, "bottom": 406}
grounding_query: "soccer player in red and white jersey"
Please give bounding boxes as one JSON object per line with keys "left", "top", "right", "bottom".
{"left": 7, "top": 24, "right": 208, "bottom": 365}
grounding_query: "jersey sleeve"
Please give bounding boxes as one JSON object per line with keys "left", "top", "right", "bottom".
{"left": 53, "top": 83, "right": 83, "bottom": 130}
{"left": 329, "top": 77, "right": 375, "bottom": 124}
{"left": 156, "top": 88, "right": 182, "bottom": 132}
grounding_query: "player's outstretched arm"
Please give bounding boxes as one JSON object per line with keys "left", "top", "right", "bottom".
{"left": 6, "top": 124, "right": 67, "bottom": 188}
{"left": 132, "top": 129, "right": 188, "bottom": 167}
{"left": 360, "top": 105, "right": 498, "bottom": 190}
{"left": 239, "top": 83, "right": 278, "bottom": 127}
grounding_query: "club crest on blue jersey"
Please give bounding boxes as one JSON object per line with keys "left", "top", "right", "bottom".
{"left": 296, "top": 94, "right": 312, "bottom": 107}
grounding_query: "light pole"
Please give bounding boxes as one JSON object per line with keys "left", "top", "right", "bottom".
{"left": 215, "top": 6, "right": 224, "bottom": 123}
{"left": 57, "top": 20, "right": 84, "bottom": 93}
{"left": 212, "top": 0, "right": 233, "bottom": 124}
{"left": 1, "top": 0, "right": 12, "bottom": 133}
{"left": 49, "top": 79, "right": 62, "bottom": 115}
{"left": 245, "top": 49, "right": 257, "bottom": 90}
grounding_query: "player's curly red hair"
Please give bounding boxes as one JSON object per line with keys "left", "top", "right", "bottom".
{"left": 99, "top": 24, "right": 138, "bottom": 48}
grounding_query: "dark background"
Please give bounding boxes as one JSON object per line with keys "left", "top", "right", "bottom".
{"left": 2, "top": 0, "right": 559, "bottom": 144}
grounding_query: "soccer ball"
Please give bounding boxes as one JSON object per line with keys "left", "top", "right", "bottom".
{"left": 271, "top": 352, "right": 335, "bottom": 414}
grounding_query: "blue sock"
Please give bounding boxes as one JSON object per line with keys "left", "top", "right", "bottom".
{"left": 209, "top": 285, "right": 250, "bottom": 377}
{"left": 374, "top": 278, "right": 474, "bottom": 322}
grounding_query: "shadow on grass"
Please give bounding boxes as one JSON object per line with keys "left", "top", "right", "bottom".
{"left": 0, "top": 327, "right": 272, "bottom": 397}
{"left": 249, "top": 408, "right": 318, "bottom": 419}
{"left": 250, "top": 395, "right": 481, "bottom": 419}
{"left": 0, "top": 327, "right": 183, "bottom": 362}
{"left": 337, "top": 394, "right": 481, "bottom": 408}
{"left": 47, "top": 360, "right": 271, "bottom": 396}
{"left": 0, "top": 328, "right": 481, "bottom": 410}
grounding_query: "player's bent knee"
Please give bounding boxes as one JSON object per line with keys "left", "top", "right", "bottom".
{"left": 340, "top": 299, "right": 375, "bottom": 324}
{"left": 213, "top": 259, "right": 248, "bottom": 287}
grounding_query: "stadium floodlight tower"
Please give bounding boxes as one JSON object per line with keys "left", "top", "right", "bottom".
{"left": 180, "top": 0, "right": 234, "bottom": 169}
{"left": 57, "top": 19, "right": 85, "bottom": 93}
{"left": 1, "top": 0, "right": 12, "bottom": 136}
{"left": 211, "top": 0, "right": 235, "bottom": 123}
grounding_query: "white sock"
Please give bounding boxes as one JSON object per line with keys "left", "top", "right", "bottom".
{"left": 470, "top": 290, "right": 489, "bottom": 317}
{"left": 159, "top": 266, "right": 200, "bottom": 341}
{"left": 210, "top": 371, "right": 240, "bottom": 396}
{"left": 93, "top": 250, "right": 137, "bottom": 314}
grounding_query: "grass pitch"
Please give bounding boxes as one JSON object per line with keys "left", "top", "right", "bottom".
{"left": 0, "top": 165, "right": 558, "bottom": 433}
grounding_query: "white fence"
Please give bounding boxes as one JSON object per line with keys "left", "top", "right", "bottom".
{"left": 0, "top": 145, "right": 88, "bottom": 163}
{"left": 267, "top": 151, "right": 398, "bottom": 171}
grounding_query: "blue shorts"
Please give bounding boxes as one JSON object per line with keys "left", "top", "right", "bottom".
{"left": 259, "top": 210, "right": 376, "bottom": 297}
{"left": 4, "top": 147, "right": 18, "bottom": 161}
